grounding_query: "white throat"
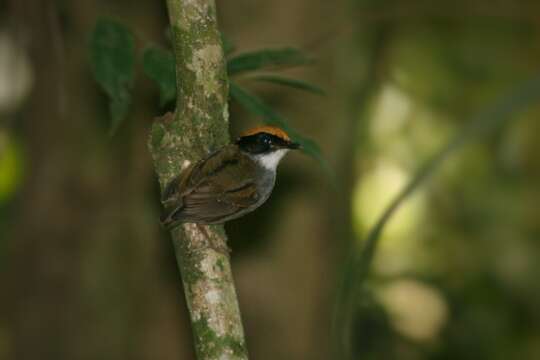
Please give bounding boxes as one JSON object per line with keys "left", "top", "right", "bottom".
{"left": 254, "top": 149, "right": 289, "bottom": 171}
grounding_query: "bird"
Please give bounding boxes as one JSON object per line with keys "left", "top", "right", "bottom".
{"left": 160, "top": 125, "right": 300, "bottom": 229}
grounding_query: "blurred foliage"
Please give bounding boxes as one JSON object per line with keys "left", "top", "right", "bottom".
{"left": 0, "top": 131, "right": 23, "bottom": 269}
{"left": 97, "top": 21, "right": 330, "bottom": 171}
{"left": 142, "top": 45, "right": 176, "bottom": 106}
{"left": 226, "top": 47, "right": 313, "bottom": 75}
{"left": 342, "top": 16, "right": 540, "bottom": 360}
{"left": 249, "top": 75, "right": 326, "bottom": 96}
{"left": 229, "top": 82, "right": 327, "bottom": 167}
{"left": 339, "top": 73, "right": 540, "bottom": 360}
{"left": 0, "top": 132, "right": 23, "bottom": 204}
{"left": 89, "top": 18, "right": 136, "bottom": 135}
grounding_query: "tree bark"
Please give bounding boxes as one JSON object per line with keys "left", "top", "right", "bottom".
{"left": 148, "top": 1, "right": 248, "bottom": 359}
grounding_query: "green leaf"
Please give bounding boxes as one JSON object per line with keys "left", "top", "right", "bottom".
{"left": 229, "top": 82, "right": 334, "bottom": 179}
{"left": 251, "top": 75, "right": 325, "bottom": 96}
{"left": 142, "top": 46, "right": 176, "bottom": 106}
{"left": 227, "top": 47, "right": 313, "bottom": 76}
{"left": 89, "top": 18, "right": 136, "bottom": 135}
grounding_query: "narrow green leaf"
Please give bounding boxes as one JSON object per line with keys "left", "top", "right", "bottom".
{"left": 89, "top": 18, "right": 136, "bottom": 135}
{"left": 229, "top": 82, "right": 287, "bottom": 127}
{"left": 227, "top": 47, "right": 313, "bottom": 76}
{"left": 142, "top": 46, "right": 176, "bottom": 106}
{"left": 230, "top": 82, "right": 334, "bottom": 179}
{"left": 251, "top": 75, "right": 326, "bottom": 96}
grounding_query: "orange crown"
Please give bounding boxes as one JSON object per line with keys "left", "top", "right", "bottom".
{"left": 240, "top": 126, "right": 291, "bottom": 141}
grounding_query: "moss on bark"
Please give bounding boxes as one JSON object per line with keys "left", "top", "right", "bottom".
{"left": 148, "top": 0, "right": 248, "bottom": 359}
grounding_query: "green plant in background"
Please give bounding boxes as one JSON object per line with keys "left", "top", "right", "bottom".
{"left": 89, "top": 19, "right": 136, "bottom": 136}
{"left": 89, "top": 18, "right": 328, "bottom": 172}
{"left": 0, "top": 132, "right": 24, "bottom": 267}
{"left": 145, "top": 43, "right": 330, "bottom": 170}
{"left": 335, "top": 74, "right": 540, "bottom": 359}
{"left": 0, "top": 134, "right": 23, "bottom": 205}
{"left": 141, "top": 46, "right": 176, "bottom": 107}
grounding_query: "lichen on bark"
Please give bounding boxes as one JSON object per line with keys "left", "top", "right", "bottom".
{"left": 148, "top": 0, "right": 248, "bottom": 359}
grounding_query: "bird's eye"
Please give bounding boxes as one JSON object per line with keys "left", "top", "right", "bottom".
{"left": 258, "top": 134, "right": 271, "bottom": 146}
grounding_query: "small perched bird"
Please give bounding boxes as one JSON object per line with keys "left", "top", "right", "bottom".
{"left": 160, "top": 126, "right": 300, "bottom": 228}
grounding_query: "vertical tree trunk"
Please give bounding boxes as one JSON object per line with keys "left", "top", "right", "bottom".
{"left": 148, "top": 1, "right": 248, "bottom": 359}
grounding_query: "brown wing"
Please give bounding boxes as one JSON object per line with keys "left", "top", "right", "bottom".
{"left": 164, "top": 145, "right": 260, "bottom": 225}
{"left": 180, "top": 181, "right": 259, "bottom": 224}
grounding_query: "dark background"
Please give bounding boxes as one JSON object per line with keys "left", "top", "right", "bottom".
{"left": 1, "top": 0, "right": 540, "bottom": 359}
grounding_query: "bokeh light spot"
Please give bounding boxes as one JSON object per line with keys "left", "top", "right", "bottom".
{"left": 377, "top": 279, "right": 448, "bottom": 342}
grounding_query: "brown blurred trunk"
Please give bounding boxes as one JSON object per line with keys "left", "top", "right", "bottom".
{"left": 4, "top": 1, "right": 87, "bottom": 358}
{"left": 1, "top": 1, "right": 193, "bottom": 359}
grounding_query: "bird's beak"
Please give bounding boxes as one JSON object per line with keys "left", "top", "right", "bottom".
{"left": 287, "top": 141, "right": 301, "bottom": 150}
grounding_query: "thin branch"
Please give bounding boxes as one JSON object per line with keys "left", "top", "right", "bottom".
{"left": 148, "top": 0, "right": 248, "bottom": 359}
